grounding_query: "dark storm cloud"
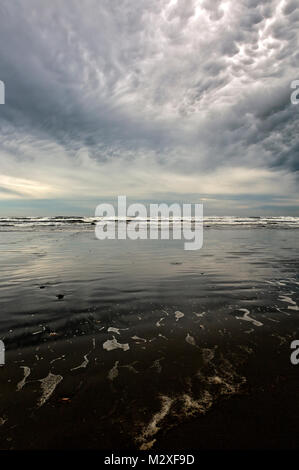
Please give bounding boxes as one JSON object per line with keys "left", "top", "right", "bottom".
{"left": 0, "top": 0, "right": 298, "bottom": 206}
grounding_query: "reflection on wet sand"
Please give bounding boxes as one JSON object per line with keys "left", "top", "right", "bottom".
{"left": 0, "top": 227, "right": 298, "bottom": 449}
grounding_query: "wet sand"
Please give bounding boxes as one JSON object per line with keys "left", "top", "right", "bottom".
{"left": 0, "top": 226, "right": 298, "bottom": 449}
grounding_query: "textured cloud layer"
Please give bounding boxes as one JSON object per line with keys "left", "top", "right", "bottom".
{"left": 0, "top": 0, "right": 298, "bottom": 214}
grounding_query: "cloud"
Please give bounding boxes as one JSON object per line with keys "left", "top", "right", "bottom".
{"left": 0, "top": 0, "right": 298, "bottom": 214}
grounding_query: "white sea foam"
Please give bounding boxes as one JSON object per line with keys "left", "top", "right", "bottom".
{"left": 185, "top": 333, "right": 196, "bottom": 346}
{"left": 194, "top": 311, "right": 206, "bottom": 318}
{"left": 235, "top": 308, "right": 263, "bottom": 327}
{"left": 279, "top": 295, "right": 297, "bottom": 305}
{"left": 16, "top": 366, "right": 31, "bottom": 391}
{"left": 288, "top": 305, "right": 299, "bottom": 311}
{"left": 103, "top": 336, "right": 130, "bottom": 352}
{"left": 108, "top": 361, "right": 119, "bottom": 381}
{"left": 131, "top": 335, "right": 147, "bottom": 343}
{"left": 137, "top": 395, "right": 174, "bottom": 450}
{"left": 279, "top": 295, "right": 299, "bottom": 310}
{"left": 158, "top": 333, "right": 168, "bottom": 340}
{"left": 2, "top": 216, "right": 299, "bottom": 230}
{"left": 37, "top": 372, "right": 63, "bottom": 407}
{"left": 50, "top": 355, "right": 65, "bottom": 364}
{"left": 135, "top": 349, "right": 247, "bottom": 450}
{"left": 156, "top": 317, "right": 165, "bottom": 327}
{"left": 175, "top": 311, "right": 184, "bottom": 321}
{"left": 71, "top": 354, "right": 89, "bottom": 371}
{"left": 108, "top": 327, "right": 121, "bottom": 335}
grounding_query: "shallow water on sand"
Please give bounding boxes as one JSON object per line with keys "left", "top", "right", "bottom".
{"left": 0, "top": 227, "right": 298, "bottom": 449}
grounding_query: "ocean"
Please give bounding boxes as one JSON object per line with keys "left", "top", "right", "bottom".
{"left": 0, "top": 217, "right": 298, "bottom": 449}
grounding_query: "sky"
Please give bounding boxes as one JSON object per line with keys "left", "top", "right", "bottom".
{"left": 0, "top": 0, "right": 298, "bottom": 216}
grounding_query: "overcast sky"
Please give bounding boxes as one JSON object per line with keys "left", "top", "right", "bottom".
{"left": 0, "top": 0, "right": 298, "bottom": 215}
